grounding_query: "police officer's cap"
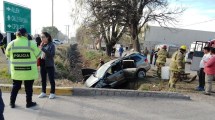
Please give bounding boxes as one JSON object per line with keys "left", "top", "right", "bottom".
{"left": 17, "top": 28, "right": 27, "bottom": 35}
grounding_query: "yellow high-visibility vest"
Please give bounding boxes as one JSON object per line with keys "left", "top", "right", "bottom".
{"left": 6, "top": 36, "right": 41, "bottom": 80}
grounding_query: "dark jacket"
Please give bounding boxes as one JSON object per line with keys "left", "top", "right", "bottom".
{"left": 41, "top": 42, "right": 55, "bottom": 67}
{"left": 0, "top": 33, "right": 3, "bottom": 41}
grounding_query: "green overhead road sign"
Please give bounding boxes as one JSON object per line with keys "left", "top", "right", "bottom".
{"left": 4, "top": 1, "right": 31, "bottom": 33}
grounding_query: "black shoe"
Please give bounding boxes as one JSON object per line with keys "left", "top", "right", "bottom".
{"left": 204, "top": 92, "right": 211, "bottom": 96}
{"left": 10, "top": 103, "right": 15, "bottom": 108}
{"left": 26, "top": 102, "right": 37, "bottom": 108}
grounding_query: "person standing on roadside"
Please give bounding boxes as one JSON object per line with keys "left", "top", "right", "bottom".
{"left": 204, "top": 48, "right": 215, "bottom": 95}
{"left": 150, "top": 48, "right": 155, "bottom": 64}
{"left": 156, "top": 45, "right": 168, "bottom": 78}
{"left": 36, "top": 36, "right": 42, "bottom": 47}
{"left": 38, "top": 32, "right": 56, "bottom": 99}
{"left": 0, "top": 33, "right": 5, "bottom": 54}
{"left": 196, "top": 47, "right": 211, "bottom": 91}
{"left": 97, "top": 58, "right": 105, "bottom": 69}
{"left": 111, "top": 47, "right": 116, "bottom": 57}
{"left": 143, "top": 47, "right": 149, "bottom": 56}
{"left": 154, "top": 48, "right": 160, "bottom": 66}
{"left": 6, "top": 28, "right": 41, "bottom": 108}
{"left": 35, "top": 36, "right": 42, "bottom": 67}
{"left": 169, "top": 45, "right": 187, "bottom": 89}
{"left": 119, "top": 45, "right": 124, "bottom": 57}
{"left": 3, "top": 33, "right": 16, "bottom": 49}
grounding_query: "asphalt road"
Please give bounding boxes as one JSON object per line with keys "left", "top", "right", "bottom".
{"left": 2, "top": 93, "right": 215, "bottom": 120}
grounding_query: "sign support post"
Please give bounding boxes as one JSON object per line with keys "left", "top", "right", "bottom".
{"left": 6, "top": 33, "right": 11, "bottom": 74}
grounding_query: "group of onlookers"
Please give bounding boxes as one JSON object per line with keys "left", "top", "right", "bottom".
{"left": 149, "top": 47, "right": 160, "bottom": 66}
{"left": 197, "top": 47, "right": 215, "bottom": 95}
{"left": 153, "top": 44, "right": 215, "bottom": 95}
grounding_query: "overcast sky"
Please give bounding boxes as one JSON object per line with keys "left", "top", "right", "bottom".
{"left": 0, "top": 0, "right": 215, "bottom": 37}
{"left": 0, "top": 0, "right": 76, "bottom": 36}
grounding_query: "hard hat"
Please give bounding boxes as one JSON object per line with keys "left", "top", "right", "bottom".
{"left": 180, "top": 45, "right": 187, "bottom": 50}
{"left": 162, "top": 45, "right": 167, "bottom": 49}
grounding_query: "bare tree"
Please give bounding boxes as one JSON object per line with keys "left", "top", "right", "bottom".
{"left": 74, "top": 0, "right": 126, "bottom": 56}
{"left": 76, "top": 24, "right": 100, "bottom": 48}
{"left": 115, "top": 0, "right": 184, "bottom": 52}
{"left": 74, "top": 0, "right": 184, "bottom": 53}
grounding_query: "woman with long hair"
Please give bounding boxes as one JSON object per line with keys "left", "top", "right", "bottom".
{"left": 38, "top": 32, "right": 56, "bottom": 99}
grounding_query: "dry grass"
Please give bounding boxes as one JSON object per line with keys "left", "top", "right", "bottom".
{"left": 136, "top": 68, "right": 215, "bottom": 94}
{"left": 0, "top": 51, "right": 11, "bottom": 83}
{"left": 0, "top": 45, "right": 82, "bottom": 86}
{"left": 54, "top": 45, "right": 73, "bottom": 80}
{"left": 79, "top": 47, "right": 112, "bottom": 69}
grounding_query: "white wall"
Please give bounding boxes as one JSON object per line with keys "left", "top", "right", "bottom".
{"left": 141, "top": 26, "right": 215, "bottom": 50}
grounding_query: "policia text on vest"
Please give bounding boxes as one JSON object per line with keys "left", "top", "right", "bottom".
{"left": 13, "top": 52, "right": 31, "bottom": 59}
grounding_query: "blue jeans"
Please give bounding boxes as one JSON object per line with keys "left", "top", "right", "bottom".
{"left": 0, "top": 90, "right": 4, "bottom": 120}
{"left": 119, "top": 52, "right": 123, "bottom": 57}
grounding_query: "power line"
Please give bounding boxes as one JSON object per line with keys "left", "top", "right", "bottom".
{"left": 180, "top": 18, "right": 215, "bottom": 27}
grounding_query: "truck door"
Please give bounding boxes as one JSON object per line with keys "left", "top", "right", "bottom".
{"left": 190, "top": 41, "right": 209, "bottom": 71}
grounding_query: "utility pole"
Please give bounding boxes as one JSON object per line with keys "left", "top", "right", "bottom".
{"left": 65, "top": 25, "right": 70, "bottom": 44}
{"left": 52, "top": 0, "right": 54, "bottom": 27}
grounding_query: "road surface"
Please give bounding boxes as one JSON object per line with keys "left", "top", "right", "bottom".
{"left": 2, "top": 93, "right": 215, "bottom": 120}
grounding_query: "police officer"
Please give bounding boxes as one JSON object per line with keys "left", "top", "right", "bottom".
{"left": 169, "top": 45, "right": 187, "bottom": 89}
{"left": 156, "top": 45, "right": 168, "bottom": 78}
{"left": 5, "top": 28, "right": 41, "bottom": 108}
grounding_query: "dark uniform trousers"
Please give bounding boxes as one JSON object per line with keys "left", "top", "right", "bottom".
{"left": 10, "top": 80, "right": 34, "bottom": 104}
{"left": 0, "top": 89, "right": 4, "bottom": 120}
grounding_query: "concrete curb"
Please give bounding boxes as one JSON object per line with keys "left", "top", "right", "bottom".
{"left": 0, "top": 84, "right": 73, "bottom": 96}
{"left": 0, "top": 84, "right": 190, "bottom": 100}
{"left": 72, "top": 88, "right": 191, "bottom": 100}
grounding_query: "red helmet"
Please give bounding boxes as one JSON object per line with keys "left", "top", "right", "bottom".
{"left": 162, "top": 45, "right": 167, "bottom": 49}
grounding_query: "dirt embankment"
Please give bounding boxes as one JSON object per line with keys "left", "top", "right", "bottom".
{"left": 54, "top": 44, "right": 83, "bottom": 82}
{"left": 67, "top": 44, "right": 83, "bottom": 82}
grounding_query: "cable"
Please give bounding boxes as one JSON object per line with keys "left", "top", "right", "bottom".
{"left": 180, "top": 18, "right": 215, "bottom": 27}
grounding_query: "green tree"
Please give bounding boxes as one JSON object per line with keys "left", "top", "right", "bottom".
{"left": 42, "top": 26, "right": 59, "bottom": 39}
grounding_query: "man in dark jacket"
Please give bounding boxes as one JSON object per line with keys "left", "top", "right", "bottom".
{"left": 2, "top": 33, "right": 16, "bottom": 49}
{"left": 0, "top": 33, "right": 5, "bottom": 54}
{"left": 150, "top": 49, "right": 155, "bottom": 64}
{"left": 154, "top": 48, "right": 160, "bottom": 65}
